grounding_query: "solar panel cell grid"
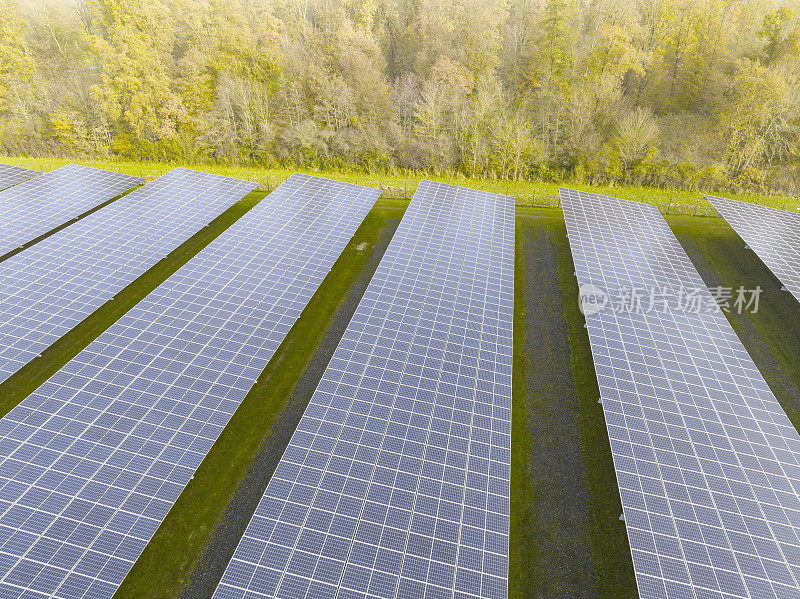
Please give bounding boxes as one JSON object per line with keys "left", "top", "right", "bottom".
{"left": 0, "top": 164, "right": 142, "bottom": 257}
{"left": 0, "top": 164, "right": 40, "bottom": 191}
{"left": 214, "top": 180, "right": 514, "bottom": 599}
{"left": 0, "top": 174, "right": 379, "bottom": 598}
{"left": 562, "top": 188, "right": 800, "bottom": 599}
{"left": 0, "top": 167, "right": 257, "bottom": 387}
{"left": 707, "top": 196, "right": 800, "bottom": 303}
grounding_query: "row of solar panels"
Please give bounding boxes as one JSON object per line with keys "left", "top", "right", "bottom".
{"left": 563, "top": 191, "right": 800, "bottom": 599}
{"left": 0, "top": 163, "right": 513, "bottom": 599}
{"left": 3, "top": 160, "right": 800, "bottom": 599}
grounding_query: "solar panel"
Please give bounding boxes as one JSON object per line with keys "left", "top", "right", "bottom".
{"left": 0, "top": 174, "right": 378, "bottom": 599}
{"left": 214, "top": 180, "right": 514, "bottom": 599}
{"left": 561, "top": 188, "right": 800, "bottom": 599}
{"left": 0, "top": 167, "right": 257, "bottom": 387}
{"left": 0, "top": 164, "right": 40, "bottom": 191}
{"left": 0, "top": 164, "right": 142, "bottom": 257}
{"left": 707, "top": 195, "right": 800, "bottom": 303}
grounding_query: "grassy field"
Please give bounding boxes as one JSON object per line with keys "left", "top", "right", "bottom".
{"left": 3, "top": 155, "right": 798, "bottom": 214}
{"left": 4, "top": 164, "right": 800, "bottom": 598}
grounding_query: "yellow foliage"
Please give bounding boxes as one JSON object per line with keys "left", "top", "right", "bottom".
{"left": 0, "top": 0, "right": 35, "bottom": 114}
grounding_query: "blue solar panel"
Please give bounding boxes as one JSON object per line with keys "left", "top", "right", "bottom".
{"left": 0, "top": 174, "right": 379, "bottom": 598}
{"left": 214, "top": 180, "right": 514, "bottom": 599}
{"left": 708, "top": 195, "right": 800, "bottom": 304}
{"left": 562, "top": 188, "right": 800, "bottom": 599}
{"left": 0, "top": 167, "right": 257, "bottom": 386}
{"left": 0, "top": 164, "right": 142, "bottom": 257}
{"left": 0, "top": 164, "right": 40, "bottom": 191}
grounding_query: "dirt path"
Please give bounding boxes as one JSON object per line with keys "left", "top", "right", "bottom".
{"left": 513, "top": 216, "right": 599, "bottom": 598}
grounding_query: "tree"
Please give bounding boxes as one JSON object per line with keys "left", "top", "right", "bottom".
{"left": 382, "top": 0, "right": 421, "bottom": 80}
{"left": 89, "top": 0, "right": 186, "bottom": 151}
{"left": 2, "top": 0, "right": 800, "bottom": 198}
{"left": 615, "top": 106, "right": 659, "bottom": 177}
{"left": 494, "top": 107, "right": 535, "bottom": 180}
{"left": 721, "top": 58, "right": 800, "bottom": 177}
{"left": 0, "top": 0, "right": 35, "bottom": 115}
{"left": 759, "top": 6, "right": 797, "bottom": 66}
{"left": 461, "top": 76, "right": 503, "bottom": 176}
{"left": 530, "top": 0, "right": 577, "bottom": 95}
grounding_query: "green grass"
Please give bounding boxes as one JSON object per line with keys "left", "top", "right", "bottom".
{"left": 3, "top": 155, "right": 797, "bottom": 213}
{"left": 509, "top": 216, "right": 535, "bottom": 595}
{"left": 114, "top": 200, "right": 406, "bottom": 598}
{"left": 511, "top": 210, "right": 596, "bottom": 597}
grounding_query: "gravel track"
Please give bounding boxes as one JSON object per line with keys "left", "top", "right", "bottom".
{"left": 518, "top": 219, "right": 599, "bottom": 598}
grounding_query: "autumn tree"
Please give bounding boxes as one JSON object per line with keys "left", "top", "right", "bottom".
{"left": 2, "top": 0, "right": 800, "bottom": 195}
{"left": 0, "top": 0, "right": 35, "bottom": 115}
